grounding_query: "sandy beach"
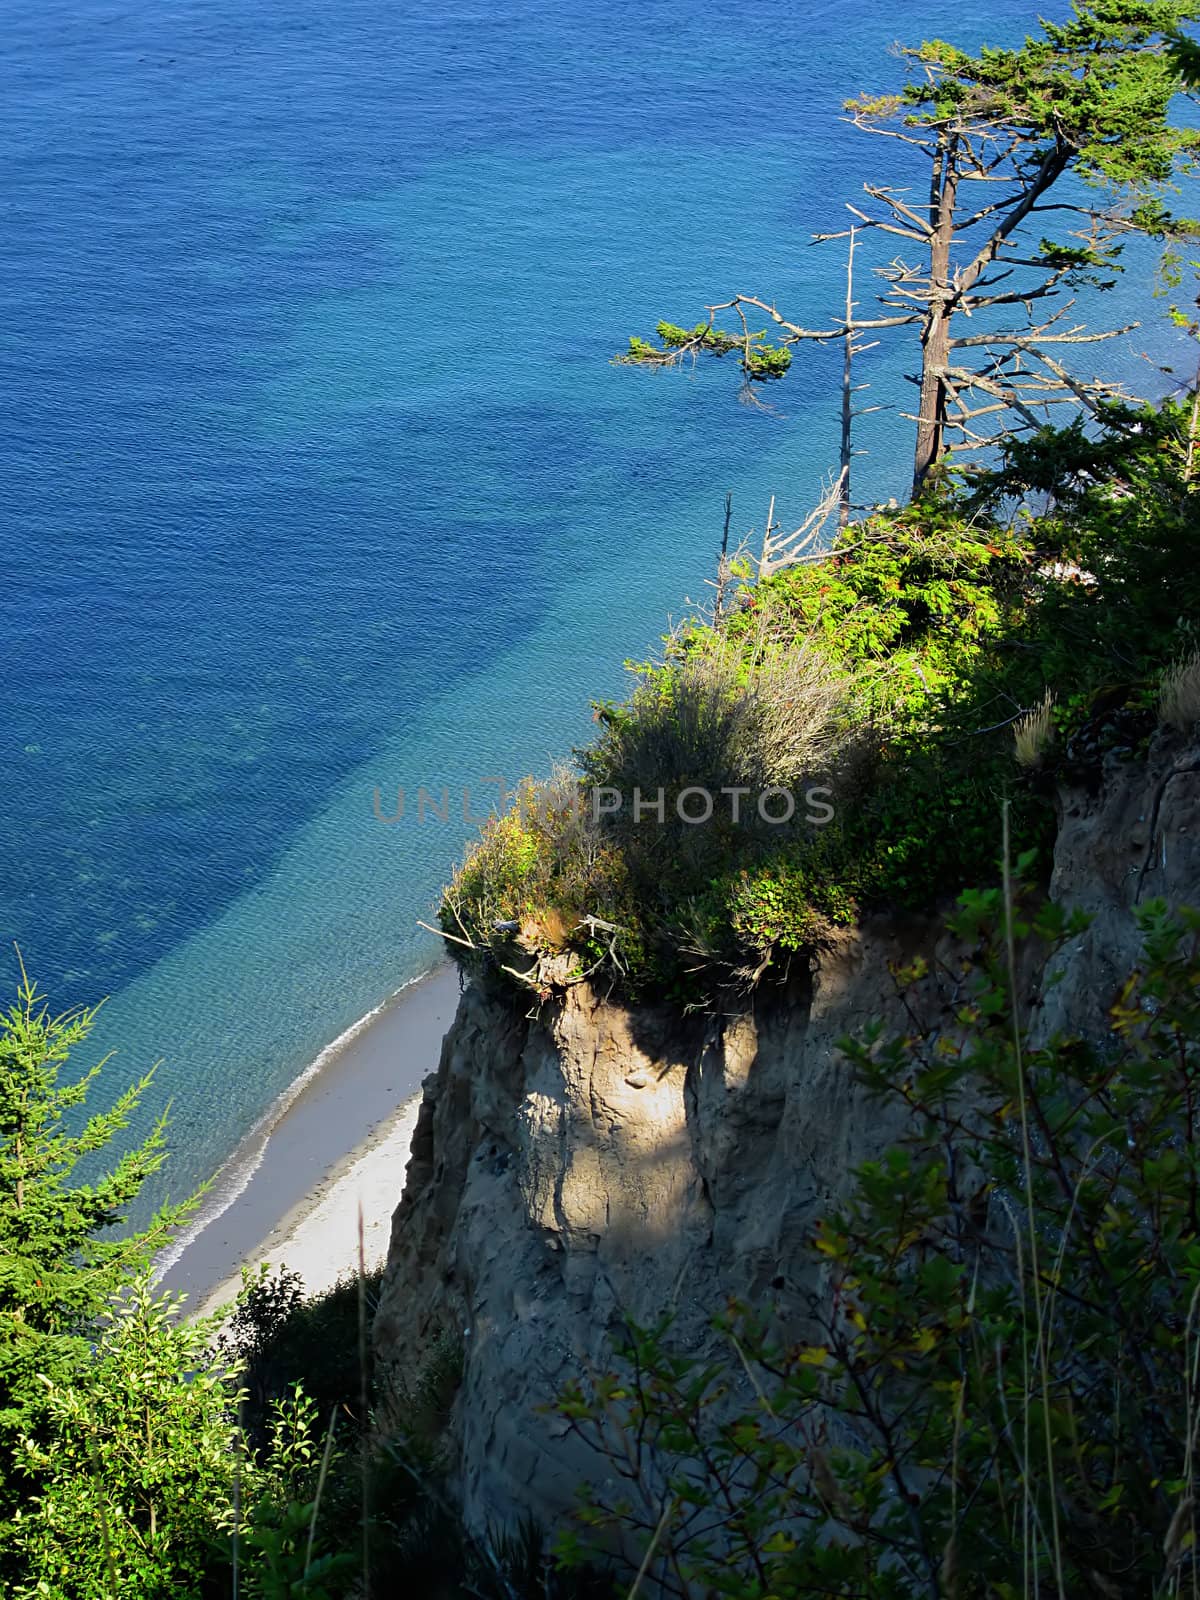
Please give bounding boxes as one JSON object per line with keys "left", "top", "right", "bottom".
{"left": 159, "top": 964, "right": 461, "bottom": 1319}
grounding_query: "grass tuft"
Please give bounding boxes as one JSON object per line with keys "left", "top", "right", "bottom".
{"left": 1013, "top": 693, "right": 1056, "bottom": 770}
{"left": 1158, "top": 648, "right": 1200, "bottom": 732}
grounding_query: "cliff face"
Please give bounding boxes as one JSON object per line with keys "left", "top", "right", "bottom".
{"left": 373, "top": 733, "right": 1200, "bottom": 1532}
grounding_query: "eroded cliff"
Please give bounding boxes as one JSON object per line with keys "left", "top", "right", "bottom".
{"left": 374, "top": 732, "right": 1200, "bottom": 1532}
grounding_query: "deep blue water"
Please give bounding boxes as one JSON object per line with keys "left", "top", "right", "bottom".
{"left": 1, "top": 0, "right": 1189, "bottom": 1202}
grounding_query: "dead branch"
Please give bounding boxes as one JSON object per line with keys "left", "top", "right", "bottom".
{"left": 758, "top": 469, "right": 848, "bottom": 579}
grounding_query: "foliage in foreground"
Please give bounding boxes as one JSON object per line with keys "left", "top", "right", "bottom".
{"left": 11, "top": 1280, "right": 354, "bottom": 1600}
{"left": 0, "top": 980, "right": 355, "bottom": 1597}
{"left": 9, "top": 887, "right": 1200, "bottom": 1596}
{"left": 442, "top": 397, "right": 1200, "bottom": 1000}
{"left": 0, "top": 976, "right": 591, "bottom": 1597}
{"left": 0, "top": 994, "right": 601, "bottom": 1600}
{"left": 554, "top": 881, "right": 1200, "bottom": 1598}
{"left": 0, "top": 971, "right": 197, "bottom": 1547}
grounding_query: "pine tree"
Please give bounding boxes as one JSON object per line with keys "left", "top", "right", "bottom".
{"left": 0, "top": 963, "right": 196, "bottom": 1532}
{"left": 622, "top": 0, "right": 1200, "bottom": 491}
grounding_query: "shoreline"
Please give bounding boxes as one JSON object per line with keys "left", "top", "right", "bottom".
{"left": 158, "top": 963, "right": 461, "bottom": 1318}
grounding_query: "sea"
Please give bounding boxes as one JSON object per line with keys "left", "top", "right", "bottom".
{"left": 1, "top": 0, "right": 1190, "bottom": 1210}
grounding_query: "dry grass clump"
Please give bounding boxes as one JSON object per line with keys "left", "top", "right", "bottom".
{"left": 1013, "top": 692, "right": 1056, "bottom": 770}
{"left": 583, "top": 640, "right": 849, "bottom": 808}
{"left": 1158, "top": 649, "right": 1200, "bottom": 732}
{"left": 746, "top": 643, "right": 850, "bottom": 785}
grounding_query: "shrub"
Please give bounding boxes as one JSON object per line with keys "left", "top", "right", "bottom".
{"left": 582, "top": 642, "right": 847, "bottom": 806}
{"left": 217, "top": 1265, "right": 475, "bottom": 1593}
{"left": 12, "top": 1280, "right": 238, "bottom": 1599}
{"left": 219, "top": 1264, "right": 384, "bottom": 1452}
{"left": 723, "top": 832, "right": 862, "bottom": 957}
{"left": 442, "top": 769, "right": 645, "bottom": 985}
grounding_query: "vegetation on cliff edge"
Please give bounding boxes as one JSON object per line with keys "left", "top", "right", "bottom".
{"left": 442, "top": 398, "right": 1200, "bottom": 1002}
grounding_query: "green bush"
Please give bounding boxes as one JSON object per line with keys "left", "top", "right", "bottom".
{"left": 219, "top": 1264, "right": 386, "bottom": 1452}
{"left": 581, "top": 643, "right": 846, "bottom": 801}
{"left": 11, "top": 1280, "right": 237, "bottom": 1599}
{"left": 10, "top": 1276, "right": 344, "bottom": 1600}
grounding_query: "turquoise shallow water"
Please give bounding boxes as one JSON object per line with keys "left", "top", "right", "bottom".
{"left": 1, "top": 0, "right": 1189, "bottom": 1205}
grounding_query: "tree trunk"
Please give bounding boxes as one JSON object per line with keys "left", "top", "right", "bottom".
{"left": 912, "top": 311, "right": 951, "bottom": 491}
{"left": 915, "top": 318, "right": 953, "bottom": 492}
{"left": 912, "top": 137, "right": 958, "bottom": 494}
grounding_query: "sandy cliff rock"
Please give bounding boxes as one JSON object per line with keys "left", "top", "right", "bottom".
{"left": 374, "top": 732, "right": 1200, "bottom": 1531}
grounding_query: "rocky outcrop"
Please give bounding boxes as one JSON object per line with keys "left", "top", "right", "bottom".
{"left": 373, "top": 732, "right": 1200, "bottom": 1532}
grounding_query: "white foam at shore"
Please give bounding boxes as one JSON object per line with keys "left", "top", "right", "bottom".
{"left": 191, "top": 1089, "right": 425, "bottom": 1318}
{"left": 154, "top": 969, "right": 433, "bottom": 1285}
